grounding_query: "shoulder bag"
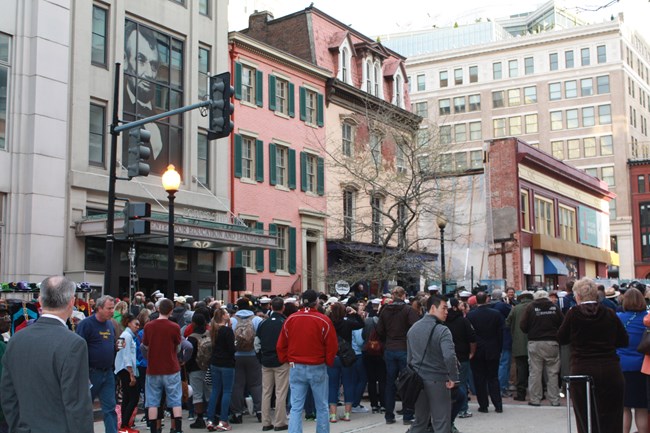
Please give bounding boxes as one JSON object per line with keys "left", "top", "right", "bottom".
{"left": 396, "top": 323, "right": 437, "bottom": 411}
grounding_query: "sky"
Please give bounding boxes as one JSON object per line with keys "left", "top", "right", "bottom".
{"left": 228, "top": 0, "right": 629, "bottom": 37}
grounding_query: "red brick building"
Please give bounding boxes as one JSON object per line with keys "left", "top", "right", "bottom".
{"left": 629, "top": 159, "right": 650, "bottom": 278}
{"left": 487, "top": 137, "right": 615, "bottom": 290}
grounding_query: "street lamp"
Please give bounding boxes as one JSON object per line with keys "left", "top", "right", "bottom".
{"left": 437, "top": 215, "right": 447, "bottom": 295}
{"left": 162, "top": 165, "right": 181, "bottom": 300}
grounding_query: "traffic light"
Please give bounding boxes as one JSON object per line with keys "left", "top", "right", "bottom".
{"left": 122, "top": 202, "right": 151, "bottom": 236}
{"left": 208, "top": 72, "right": 235, "bottom": 140}
{"left": 128, "top": 128, "right": 151, "bottom": 179}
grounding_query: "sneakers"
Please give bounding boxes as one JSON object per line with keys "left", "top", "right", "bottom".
{"left": 206, "top": 421, "right": 216, "bottom": 432}
{"left": 371, "top": 406, "right": 381, "bottom": 414}
{"left": 256, "top": 412, "right": 262, "bottom": 423}
{"left": 189, "top": 418, "right": 206, "bottom": 429}
{"left": 216, "top": 422, "right": 232, "bottom": 431}
{"left": 458, "top": 410, "right": 473, "bottom": 418}
{"left": 340, "top": 412, "right": 351, "bottom": 422}
{"left": 329, "top": 414, "right": 338, "bottom": 423}
{"left": 304, "top": 414, "right": 316, "bottom": 421}
{"left": 351, "top": 405, "right": 369, "bottom": 413}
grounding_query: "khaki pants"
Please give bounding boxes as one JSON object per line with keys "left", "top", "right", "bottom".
{"left": 262, "top": 364, "right": 290, "bottom": 427}
{"left": 527, "top": 340, "right": 560, "bottom": 405}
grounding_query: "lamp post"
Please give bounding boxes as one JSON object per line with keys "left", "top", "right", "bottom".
{"left": 437, "top": 215, "right": 447, "bottom": 295}
{"left": 162, "top": 165, "right": 181, "bottom": 300}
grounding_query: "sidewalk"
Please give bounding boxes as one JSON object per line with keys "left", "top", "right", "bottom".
{"left": 93, "top": 396, "right": 570, "bottom": 433}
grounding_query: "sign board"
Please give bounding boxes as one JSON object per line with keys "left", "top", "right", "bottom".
{"left": 335, "top": 280, "right": 350, "bottom": 295}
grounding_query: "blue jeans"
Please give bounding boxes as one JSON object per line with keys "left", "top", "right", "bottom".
{"left": 351, "top": 355, "right": 367, "bottom": 407}
{"left": 384, "top": 350, "right": 412, "bottom": 421}
{"left": 90, "top": 368, "right": 117, "bottom": 433}
{"left": 498, "top": 349, "right": 512, "bottom": 392}
{"left": 289, "top": 363, "right": 329, "bottom": 433}
{"left": 207, "top": 365, "right": 235, "bottom": 422}
{"left": 327, "top": 356, "right": 355, "bottom": 404}
{"left": 458, "top": 361, "right": 471, "bottom": 413}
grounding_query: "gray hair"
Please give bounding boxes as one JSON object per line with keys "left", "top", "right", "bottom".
{"left": 533, "top": 290, "right": 549, "bottom": 300}
{"left": 40, "top": 276, "right": 76, "bottom": 310}
{"left": 491, "top": 289, "right": 503, "bottom": 301}
{"left": 96, "top": 295, "right": 115, "bottom": 309}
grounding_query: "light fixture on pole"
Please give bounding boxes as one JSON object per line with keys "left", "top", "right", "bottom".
{"left": 437, "top": 215, "right": 447, "bottom": 295}
{"left": 162, "top": 165, "right": 181, "bottom": 300}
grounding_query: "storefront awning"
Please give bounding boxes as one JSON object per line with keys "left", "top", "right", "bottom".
{"left": 75, "top": 212, "right": 277, "bottom": 251}
{"left": 544, "top": 255, "right": 569, "bottom": 275}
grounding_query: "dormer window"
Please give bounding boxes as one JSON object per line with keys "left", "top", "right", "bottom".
{"left": 365, "top": 60, "right": 372, "bottom": 93}
{"left": 393, "top": 72, "right": 404, "bottom": 108}
{"left": 338, "top": 39, "right": 352, "bottom": 84}
{"left": 374, "top": 62, "right": 381, "bottom": 97}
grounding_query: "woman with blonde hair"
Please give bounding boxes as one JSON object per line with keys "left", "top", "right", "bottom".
{"left": 558, "top": 277, "right": 628, "bottom": 433}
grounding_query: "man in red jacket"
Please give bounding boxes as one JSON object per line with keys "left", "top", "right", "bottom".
{"left": 277, "top": 289, "right": 337, "bottom": 433}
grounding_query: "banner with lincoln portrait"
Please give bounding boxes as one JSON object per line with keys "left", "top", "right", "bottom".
{"left": 123, "top": 19, "right": 183, "bottom": 176}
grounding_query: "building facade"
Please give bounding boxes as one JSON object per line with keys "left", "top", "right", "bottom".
{"left": 228, "top": 31, "right": 330, "bottom": 294}
{"left": 241, "top": 7, "right": 429, "bottom": 295}
{"left": 1, "top": 0, "right": 276, "bottom": 299}
{"left": 395, "top": 15, "right": 650, "bottom": 280}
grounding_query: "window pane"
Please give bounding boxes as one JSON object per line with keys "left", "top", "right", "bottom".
{"left": 525, "top": 57, "right": 534, "bottom": 75}
{"left": 469, "top": 66, "right": 478, "bottom": 83}
{"left": 597, "top": 45, "right": 607, "bottom": 63}
{"left": 550, "top": 111, "right": 563, "bottom": 130}
{"left": 454, "top": 124, "right": 466, "bottom": 142}
{"left": 549, "top": 53, "right": 558, "bottom": 71}
{"left": 507, "top": 88, "right": 520, "bottom": 106}
{"left": 567, "top": 139, "right": 580, "bottom": 159}
{"left": 0, "top": 34, "right": 9, "bottom": 150}
{"left": 525, "top": 114, "right": 538, "bottom": 134}
{"left": 601, "top": 166, "right": 614, "bottom": 186}
{"left": 469, "top": 122, "right": 482, "bottom": 140}
{"left": 597, "top": 75, "right": 610, "bottom": 94}
{"left": 92, "top": 6, "right": 107, "bottom": 65}
{"left": 524, "top": 86, "right": 537, "bottom": 104}
{"left": 583, "top": 137, "right": 596, "bottom": 157}
{"left": 493, "top": 62, "right": 502, "bottom": 79}
{"left": 468, "top": 94, "right": 481, "bottom": 111}
{"left": 89, "top": 104, "right": 105, "bottom": 165}
{"left": 565, "top": 50, "right": 574, "bottom": 68}
{"left": 581, "top": 78, "right": 593, "bottom": 96}
{"left": 197, "top": 132, "right": 209, "bottom": 185}
{"left": 565, "top": 80, "right": 577, "bottom": 98}
{"left": 454, "top": 96, "right": 465, "bottom": 113}
{"left": 439, "top": 70, "right": 448, "bottom": 87}
{"left": 439, "top": 99, "right": 450, "bottom": 115}
{"left": 439, "top": 125, "right": 451, "bottom": 144}
{"left": 598, "top": 104, "right": 612, "bottom": 124}
{"left": 551, "top": 141, "right": 563, "bottom": 159}
{"left": 199, "top": 0, "right": 209, "bottom": 15}
{"left": 454, "top": 68, "right": 462, "bottom": 85}
{"left": 508, "top": 59, "right": 518, "bottom": 78}
{"left": 493, "top": 118, "right": 506, "bottom": 137}
{"left": 492, "top": 91, "right": 504, "bottom": 108}
{"left": 566, "top": 109, "right": 578, "bottom": 129}
{"left": 417, "top": 74, "right": 425, "bottom": 91}
{"left": 198, "top": 47, "right": 209, "bottom": 98}
{"left": 600, "top": 135, "right": 613, "bottom": 155}
{"left": 549, "top": 82, "right": 561, "bottom": 100}
{"left": 581, "top": 48, "right": 590, "bottom": 66}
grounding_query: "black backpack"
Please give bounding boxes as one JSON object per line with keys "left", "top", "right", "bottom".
{"left": 337, "top": 336, "right": 357, "bottom": 367}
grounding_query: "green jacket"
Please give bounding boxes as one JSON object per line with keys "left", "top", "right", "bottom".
{"left": 506, "top": 297, "right": 533, "bottom": 357}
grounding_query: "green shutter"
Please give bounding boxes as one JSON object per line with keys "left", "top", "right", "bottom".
{"left": 317, "top": 156, "right": 325, "bottom": 195}
{"left": 300, "top": 152, "right": 307, "bottom": 192}
{"left": 255, "top": 70, "right": 264, "bottom": 107}
{"left": 234, "top": 134, "right": 242, "bottom": 178}
{"left": 268, "top": 75, "right": 276, "bottom": 111}
{"left": 234, "top": 62, "right": 242, "bottom": 100}
{"left": 255, "top": 139, "right": 264, "bottom": 182}
{"left": 299, "top": 86, "right": 306, "bottom": 121}
{"left": 288, "top": 148, "right": 296, "bottom": 190}
{"left": 317, "top": 93, "right": 324, "bottom": 127}
{"left": 255, "top": 222, "right": 265, "bottom": 272}
{"left": 235, "top": 251, "right": 243, "bottom": 267}
{"left": 269, "top": 143, "right": 277, "bottom": 185}
{"left": 288, "top": 226, "right": 297, "bottom": 274}
{"left": 288, "top": 82, "right": 295, "bottom": 118}
{"left": 269, "top": 223, "right": 277, "bottom": 272}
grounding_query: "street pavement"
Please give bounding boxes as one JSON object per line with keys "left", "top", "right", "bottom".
{"left": 93, "top": 397, "right": 573, "bottom": 433}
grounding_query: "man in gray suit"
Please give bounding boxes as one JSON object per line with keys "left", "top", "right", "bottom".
{"left": 0, "top": 276, "right": 94, "bottom": 433}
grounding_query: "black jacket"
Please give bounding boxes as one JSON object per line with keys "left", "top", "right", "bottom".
{"left": 467, "top": 304, "right": 504, "bottom": 360}
{"left": 256, "top": 311, "right": 286, "bottom": 367}
{"left": 376, "top": 301, "right": 420, "bottom": 351}
{"left": 445, "top": 309, "right": 476, "bottom": 362}
{"left": 520, "top": 298, "right": 563, "bottom": 341}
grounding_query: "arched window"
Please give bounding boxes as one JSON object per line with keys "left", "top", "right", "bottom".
{"left": 365, "top": 60, "right": 372, "bottom": 93}
{"left": 394, "top": 73, "right": 403, "bottom": 108}
{"left": 374, "top": 62, "right": 381, "bottom": 97}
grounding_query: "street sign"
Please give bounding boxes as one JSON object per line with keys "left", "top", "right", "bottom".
{"left": 335, "top": 280, "right": 350, "bottom": 295}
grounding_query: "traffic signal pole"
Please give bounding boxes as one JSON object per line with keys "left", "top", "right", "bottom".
{"left": 103, "top": 66, "right": 232, "bottom": 296}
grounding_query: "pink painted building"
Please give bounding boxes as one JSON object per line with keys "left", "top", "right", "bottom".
{"left": 228, "top": 31, "right": 330, "bottom": 295}
{"left": 241, "top": 7, "right": 426, "bottom": 296}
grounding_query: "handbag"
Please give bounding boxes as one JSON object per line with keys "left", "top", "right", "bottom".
{"left": 396, "top": 323, "right": 437, "bottom": 411}
{"left": 637, "top": 329, "right": 650, "bottom": 355}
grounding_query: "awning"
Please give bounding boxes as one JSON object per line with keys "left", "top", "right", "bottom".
{"left": 544, "top": 255, "right": 569, "bottom": 275}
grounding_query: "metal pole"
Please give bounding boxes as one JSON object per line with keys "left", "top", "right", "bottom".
{"left": 104, "top": 63, "right": 121, "bottom": 296}
{"left": 167, "top": 191, "right": 176, "bottom": 300}
{"left": 128, "top": 242, "right": 136, "bottom": 305}
{"left": 440, "top": 225, "right": 446, "bottom": 295}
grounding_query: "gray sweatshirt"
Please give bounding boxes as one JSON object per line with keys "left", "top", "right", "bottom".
{"left": 406, "top": 315, "right": 459, "bottom": 382}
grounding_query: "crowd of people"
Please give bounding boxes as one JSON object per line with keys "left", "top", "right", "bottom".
{"left": 1, "top": 276, "right": 650, "bottom": 433}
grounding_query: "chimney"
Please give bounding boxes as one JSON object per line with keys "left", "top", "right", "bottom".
{"left": 249, "top": 10, "right": 274, "bottom": 32}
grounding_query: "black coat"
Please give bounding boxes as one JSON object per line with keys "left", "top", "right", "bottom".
{"left": 467, "top": 305, "right": 504, "bottom": 360}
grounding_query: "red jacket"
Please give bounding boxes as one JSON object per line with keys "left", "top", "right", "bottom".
{"left": 276, "top": 308, "right": 338, "bottom": 367}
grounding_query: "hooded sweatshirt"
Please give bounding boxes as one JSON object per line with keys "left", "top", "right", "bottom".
{"left": 376, "top": 300, "right": 420, "bottom": 351}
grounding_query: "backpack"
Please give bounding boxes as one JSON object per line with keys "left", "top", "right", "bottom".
{"left": 190, "top": 331, "right": 212, "bottom": 370}
{"left": 234, "top": 315, "right": 256, "bottom": 352}
{"left": 337, "top": 336, "right": 357, "bottom": 367}
{"left": 364, "top": 327, "right": 384, "bottom": 357}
